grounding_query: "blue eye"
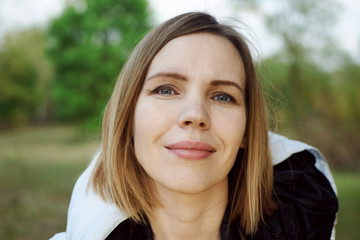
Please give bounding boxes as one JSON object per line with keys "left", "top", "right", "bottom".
{"left": 159, "top": 88, "right": 174, "bottom": 95}
{"left": 152, "top": 85, "right": 176, "bottom": 96}
{"left": 213, "top": 93, "right": 235, "bottom": 103}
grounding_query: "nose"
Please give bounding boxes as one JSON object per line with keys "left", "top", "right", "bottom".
{"left": 177, "top": 99, "right": 210, "bottom": 130}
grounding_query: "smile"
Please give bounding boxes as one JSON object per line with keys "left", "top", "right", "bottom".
{"left": 165, "top": 141, "right": 216, "bottom": 160}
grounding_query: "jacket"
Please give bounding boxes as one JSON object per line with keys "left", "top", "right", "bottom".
{"left": 50, "top": 133, "right": 338, "bottom": 240}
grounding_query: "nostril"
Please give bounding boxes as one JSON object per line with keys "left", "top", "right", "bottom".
{"left": 182, "top": 121, "right": 207, "bottom": 127}
{"left": 179, "top": 115, "right": 209, "bottom": 129}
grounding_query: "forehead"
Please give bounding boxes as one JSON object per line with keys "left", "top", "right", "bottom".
{"left": 146, "top": 32, "right": 245, "bottom": 83}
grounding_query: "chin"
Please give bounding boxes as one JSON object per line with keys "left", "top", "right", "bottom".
{"left": 155, "top": 176, "right": 227, "bottom": 196}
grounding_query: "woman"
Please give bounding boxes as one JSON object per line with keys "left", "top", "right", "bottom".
{"left": 51, "top": 12, "right": 338, "bottom": 240}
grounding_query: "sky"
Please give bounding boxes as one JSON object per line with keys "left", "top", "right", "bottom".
{"left": 0, "top": 0, "right": 359, "bottom": 59}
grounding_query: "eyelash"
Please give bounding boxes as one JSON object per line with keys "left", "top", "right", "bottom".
{"left": 212, "top": 92, "right": 237, "bottom": 104}
{"left": 151, "top": 85, "right": 178, "bottom": 96}
{"left": 150, "top": 85, "right": 237, "bottom": 104}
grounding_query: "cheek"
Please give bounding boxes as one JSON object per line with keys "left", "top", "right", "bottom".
{"left": 134, "top": 99, "right": 169, "bottom": 135}
{"left": 133, "top": 97, "right": 175, "bottom": 157}
{"left": 133, "top": 103, "right": 154, "bottom": 170}
{"left": 134, "top": 96, "right": 157, "bottom": 132}
{"left": 133, "top": 100, "right": 153, "bottom": 149}
{"left": 214, "top": 109, "right": 246, "bottom": 148}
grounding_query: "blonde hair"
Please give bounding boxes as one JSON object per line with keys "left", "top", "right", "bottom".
{"left": 90, "top": 12, "right": 275, "bottom": 235}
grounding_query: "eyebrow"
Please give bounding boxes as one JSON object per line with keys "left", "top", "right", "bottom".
{"left": 146, "top": 72, "right": 187, "bottom": 82}
{"left": 146, "top": 71, "right": 244, "bottom": 95}
{"left": 210, "top": 80, "right": 244, "bottom": 95}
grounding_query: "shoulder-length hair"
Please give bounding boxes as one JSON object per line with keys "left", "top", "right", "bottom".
{"left": 90, "top": 12, "right": 275, "bottom": 235}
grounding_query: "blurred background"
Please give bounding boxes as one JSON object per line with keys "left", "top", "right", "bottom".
{"left": 0, "top": 0, "right": 359, "bottom": 239}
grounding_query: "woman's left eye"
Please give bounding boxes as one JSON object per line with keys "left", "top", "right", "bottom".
{"left": 212, "top": 93, "right": 235, "bottom": 103}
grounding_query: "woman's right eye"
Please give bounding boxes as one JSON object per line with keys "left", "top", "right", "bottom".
{"left": 152, "top": 85, "right": 177, "bottom": 96}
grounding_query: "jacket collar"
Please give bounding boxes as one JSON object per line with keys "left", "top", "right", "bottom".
{"left": 54, "top": 132, "right": 336, "bottom": 240}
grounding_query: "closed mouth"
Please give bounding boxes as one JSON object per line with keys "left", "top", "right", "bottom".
{"left": 165, "top": 141, "right": 216, "bottom": 159}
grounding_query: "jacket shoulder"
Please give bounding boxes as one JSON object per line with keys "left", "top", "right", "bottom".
{"left": 258, "top": 150, "right": 338, "bottom": 240}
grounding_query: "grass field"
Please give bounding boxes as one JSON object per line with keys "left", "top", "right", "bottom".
{"left": 0, "top": 126, "right": 359, "bottom": 239}
{"left": 333, "top": 171, "right": 360, "bottom": 239}
{"left": 0, "top": 126, "right": 99, "bottom": 239}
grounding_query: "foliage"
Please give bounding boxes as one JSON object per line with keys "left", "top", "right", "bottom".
{"left": 47, "top": 0, "right": 151, "bottom": 127}
{"left": 0, "top": 28, "right": 53, "bottom": 128}
{"left": 233, "top": 0, "right": 360, "bottom": 168}
{"left": 260, "top": 50, "right": 360, "bottom": 168}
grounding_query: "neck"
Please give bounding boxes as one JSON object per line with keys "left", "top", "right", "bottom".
{"left": 149, "top": 179, "right": 228, "bottom": 240}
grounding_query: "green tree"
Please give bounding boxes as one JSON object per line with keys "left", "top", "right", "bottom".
{"left": 47, "top": 0, "right": 151, "bottom": 127}
{"left": 0, "top": 28, "right": 53, "bottom": 128}
{"left": 238, "top": 0, "right": 339, "bottom": 117}
{"left": 232, "top": 0, "right": 360, "bottom": 168}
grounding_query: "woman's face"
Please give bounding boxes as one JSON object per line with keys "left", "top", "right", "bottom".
{"left": 133, "top": 33, "right": 246, "bottom": 195}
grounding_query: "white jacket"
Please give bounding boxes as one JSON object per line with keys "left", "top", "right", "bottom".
{"left": 50, "top": 133, "right": 337, "bottom": 240}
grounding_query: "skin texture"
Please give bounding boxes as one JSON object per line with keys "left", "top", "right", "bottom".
{"left": 133, "top": 32, "right": 247, "bottom": 240}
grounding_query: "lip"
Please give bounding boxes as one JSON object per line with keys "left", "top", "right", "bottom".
{"left": 165, "top": 141, "right": 216, "bottom": 160}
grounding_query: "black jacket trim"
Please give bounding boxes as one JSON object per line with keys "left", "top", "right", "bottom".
{"left": 106, "top": 150, "right": 338, "bottom": 240}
